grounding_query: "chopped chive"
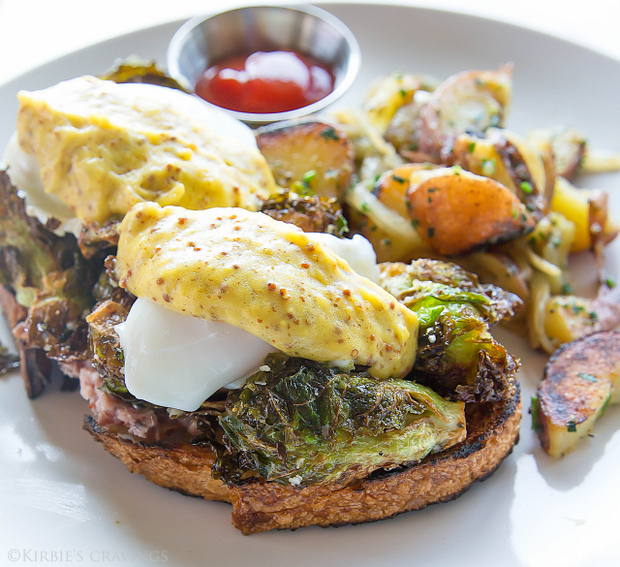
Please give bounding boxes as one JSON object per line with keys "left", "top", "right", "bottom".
{"left": 302, "top": 170, "right": 316, "bottom": 185}
{"left": 520, "top": 181, "right": 534, "bottom": 194}
{"left": 320, "top": 127, "right": 340, "bottom": 141}
{"left": 561, "top": 283, "right": 574, "bottom": 294}
{"left": 567, "top": 420, "right": 577, "bottom": 433}
{"left": 577, "top": 372, "right": 597, "bottom": 382}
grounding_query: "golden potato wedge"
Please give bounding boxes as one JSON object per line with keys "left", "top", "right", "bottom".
{"left": 544, "top": 284, "right": 620, "bottom": 350}
{"left": 255, "top": 120, "right": 354, "bottom": 201}
{"left": 533, "top": 330, "right": 620, "bottom": 458}
{"left": 406, "top": 168, "right": 536, "bottom": 255}
{"left": 551, "top": 177, "right": 620, "bottom": 253}
{"left": 372, "top": 163, "right": 437, "bottom": 218}
{"left": 363, "top": 72, "right": 424, "bottom": 135}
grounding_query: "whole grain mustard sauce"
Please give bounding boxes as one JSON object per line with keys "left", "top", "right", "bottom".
{"left": 16, "top": 76, "right": 276, "bottom": 225}
{"left": 115, "top": 204, "right": 418, "bottom": 380}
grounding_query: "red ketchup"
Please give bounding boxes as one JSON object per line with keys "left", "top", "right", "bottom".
{"left": 194, "top": 50, "right": 335, "bottom": 114}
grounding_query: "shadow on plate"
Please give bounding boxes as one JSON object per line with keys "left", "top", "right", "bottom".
{"left": 531, "top": 404, "right": 620, "bottom": 492}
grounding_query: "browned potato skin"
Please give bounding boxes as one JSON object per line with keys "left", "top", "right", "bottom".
{"left": 536, "top": 330, "right": 620, "bottom": 458}
{"left": 407, "top": 173, "right": 536, "bottom": 256}
{"left": 373, "top": 163, "right": 437, "bottom": 218}
{"left": 256, "top": 120, "right": 354, "bottom": 201}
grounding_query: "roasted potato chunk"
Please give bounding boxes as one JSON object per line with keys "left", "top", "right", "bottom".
{"left": 255, "top": 120, "right": 354, "bottom": 201}
{"left": 363, "top": 72, "right": 426, "bottom": 135}
{"left": 406, "top": 168, "right": 536, "bottom": 255}
{"left": 551, "top": 177, "right": 620, "bottom": 253}
{"left": 533, "top": 330, "right": 620, "bottom": 458}
{"left": 544, "top": 283, "right": 620, "bottom": 349}
{"left": 416, "top": 66, "right": 512, "bottom": 161}
{"left": 372, "top": 163, "right": 437, "bottom": 217}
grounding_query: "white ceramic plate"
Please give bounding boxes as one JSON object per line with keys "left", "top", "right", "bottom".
{"left": 1, "top": 4, "right": 619, "bottom": 567}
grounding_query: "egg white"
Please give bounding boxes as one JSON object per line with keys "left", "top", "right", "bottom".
{"left": 115, "top": 232, "right": 380, "bottom": 412}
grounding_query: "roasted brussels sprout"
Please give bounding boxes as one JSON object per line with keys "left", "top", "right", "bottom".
{"left": 216, "top": 353, "right": 465, "bottom": 486}
{"left": 380, "top": 259, "right": 521, "bottom": 402}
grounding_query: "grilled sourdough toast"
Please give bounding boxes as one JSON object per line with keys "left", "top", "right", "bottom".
{"left": 83, "top": 372, "right": 520, "bottom": 534}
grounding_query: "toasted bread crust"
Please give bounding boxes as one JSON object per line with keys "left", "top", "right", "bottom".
{"left": 230, "top": 387, "right": 521, "bottom": 534}
{"left": 83, "top": 383, "right": 520, "bottom": 534}
{"left": 83, "top": 415, "right": 230, "bottom": 502}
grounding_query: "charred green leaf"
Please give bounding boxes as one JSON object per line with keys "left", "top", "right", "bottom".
{"left": 215, "top": 353, "right": 465, "bottom": 486}
{"left": 380, "top": 259, "right": 521, "bottom": 402}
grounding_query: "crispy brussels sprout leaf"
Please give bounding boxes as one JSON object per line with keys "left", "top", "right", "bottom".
{"left": 215, "top": 354, "right": 465, "bottom": 487}
{"left": 0, "top": 343, "right": 19, "bottom": 375}
{"left": 259, "top": 190, "right": 349, "bottom": 236}
{"left": 99, "top": 58, "right": 188, "bottom": 91}
{"left": 0, "top": 170, "right": 74, "bottom": 307}
{"left": 0, "top": 171, "right": 101, "bottom": 360}
{"left": 380, "top": 259, "right": 521, "bottom": 402}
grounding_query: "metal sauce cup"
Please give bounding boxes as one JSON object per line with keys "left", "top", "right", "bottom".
{"left": 166, "top": 4, "right": 361, "bottom": 126}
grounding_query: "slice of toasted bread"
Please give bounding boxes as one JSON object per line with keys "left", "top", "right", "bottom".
{"left": 83, "top": 415, "right": 230, "bottom": 502}
{"left": 83, "top": 383, "right": 521, "bottom": 534}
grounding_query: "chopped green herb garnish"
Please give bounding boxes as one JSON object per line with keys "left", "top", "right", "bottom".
{"left": 577, "top": 372, "right": 597, "bottom": 382}
{"left": 467, "top": 141, "right": 476, "bottom": 153}
{"left": 302, "top": 170, "right": 316, "bottom": 186}
{"left": 605, "top": 276, "right": 616, "bottom": 289}
{"left": 411, "top": 219, "right": 419, "bottom": 229}
{"left": 567, "top": 420, "right": 577, "bottom": 433}
{"left": 335, "top": 215, "right": 349, "bottom": 235}
{"left": 520, "top": 181, "right": 534, "bottom": 194}
{"left": 320, "top": 127, "right": 340, "bottom": 141}
{"left": 561, "top": 283, "right": 574, "bottom": 294}
{"left": 392, "top": 175, "right": 407, "bottom": 184}
{"left": 427, "top": 227, "right": 435, "bottom": 238}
